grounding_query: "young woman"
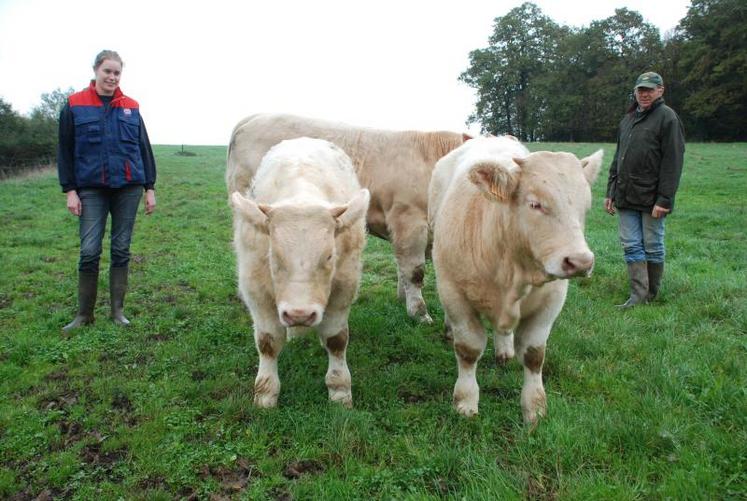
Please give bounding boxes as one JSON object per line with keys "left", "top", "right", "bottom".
{"left": 58, "top": 50, "right": 157, "bottom": 331}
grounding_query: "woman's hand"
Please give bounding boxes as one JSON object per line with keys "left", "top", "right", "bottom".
{"left": 145, "top": 189, "right": 156, "bottom": 215}
{"left": 66, "top": 190, "right": 81, "bottom": 216}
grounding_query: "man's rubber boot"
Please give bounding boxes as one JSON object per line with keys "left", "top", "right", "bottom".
{"left": 647, "top": 261, "right": 664, "bottom": 302}
{"left": 617, "top": 261, "right": 649, "bottom": 308}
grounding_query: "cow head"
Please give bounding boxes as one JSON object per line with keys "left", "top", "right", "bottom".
{"left": 468, "top": 149, "right": 603, "bottom": 281}
{"left": 231, "top": 189, "right": 369, "bottom": 327}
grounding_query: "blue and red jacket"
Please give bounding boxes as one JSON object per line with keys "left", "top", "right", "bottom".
{"left": 57, "top": 81, "right": 156, "bottom": 192}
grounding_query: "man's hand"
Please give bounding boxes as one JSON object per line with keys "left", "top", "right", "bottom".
{"left": 145, "top": 189, "right": 156, "bottom": 215}
{"left": 652, "top": 205, "right": 670, "bottom": 219}
{"left": 66, "top": 190, "right": 81, "bottom": 216}
{"left": 604, "top": 197, "right": 616, "bottom": 215}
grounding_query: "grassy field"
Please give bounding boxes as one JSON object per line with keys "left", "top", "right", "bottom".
{"left": 0, "top": 142, "right": 744, "bottom": 499}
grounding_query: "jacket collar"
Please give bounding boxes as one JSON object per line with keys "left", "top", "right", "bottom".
{"left": 87, "top": 80, "right": 124, "bottom": 104}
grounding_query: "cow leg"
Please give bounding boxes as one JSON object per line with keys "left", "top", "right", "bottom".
{"left": 388, "top": 206, "right": 432, "bottom": 323}
{"left": 438, "top": 280, "right": 485, "bottom": 416}
{"left": 514, "top": 312, "right": 557, "bottom": 424}
{"left": 318, "top": 309, "right": 353, "bottom": 408}
{"left": 494, "top": 330, "right": 515, "bottom": 365}
{"left": 443, "top": 312, "right": 453, "bottom": 340}
{"left": 252, "top": 317, "right": 286, "bottom": 408}
{"left": 452, "top": 320, "right": 487, "bottom": 417}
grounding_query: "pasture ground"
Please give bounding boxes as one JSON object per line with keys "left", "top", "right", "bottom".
{"left": 0, "top": 143, "right": 744, "bottom": 499}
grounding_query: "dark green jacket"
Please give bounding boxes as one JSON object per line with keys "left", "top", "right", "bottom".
{"left": 606, "top": 98, "right": 685, "bottom": 212}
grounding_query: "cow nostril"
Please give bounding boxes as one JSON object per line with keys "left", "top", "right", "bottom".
{"left": 307, "top": 311, "right": 316, "bottom": 325}
{"left": 282, "top": 311, "right": 293, "bottom": 324}
{"left": 562, "top": 257, "right": 576, "bottom": 273}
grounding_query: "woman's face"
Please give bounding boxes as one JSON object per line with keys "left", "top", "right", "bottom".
{"left": 94, "top": 59, "right": 122, "bottom": 96}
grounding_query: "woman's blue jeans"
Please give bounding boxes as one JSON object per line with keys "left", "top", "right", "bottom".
{"left": 78, "top": 186, "right": 143, "bottom": 272}
{"left": 617, "top": 208, "right": 666, "bottom": 264}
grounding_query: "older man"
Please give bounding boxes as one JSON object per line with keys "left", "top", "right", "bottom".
{"left": 604, "top": 71, "right": 686, "bottom": 307}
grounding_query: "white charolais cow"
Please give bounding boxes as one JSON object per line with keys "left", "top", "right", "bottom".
{"left": 226, "top": 113, "right": 470, "bottom": 324}
{"left": 429, "top": 136, "right": 603, "bottom": 422}
{"left": 231, "top": 137, "right": 370, "bottom": 408}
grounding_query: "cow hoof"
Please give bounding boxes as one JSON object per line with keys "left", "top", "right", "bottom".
{"left": 522, "top": 406, "right": 546, "bottom": 425}
{"left": 521, "top": 391, "right": 547, "bottom": 424}
{"left": 419, "top": 313, "right": 433, "bottom": 325}
{"left": 254, "top": 393, "right": 278, "bottom": 408}
{"left": 495, "top": 352, "right": 514, "bottom": 365}
{"left": 455, "top": 402, "right": 479, "bottom": 417}
{"left": 330, "top": 393, "right": 353, "bottom": 409}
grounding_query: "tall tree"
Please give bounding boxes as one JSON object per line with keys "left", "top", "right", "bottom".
{"left": 460, "top": 5, "right": 662, "bottom": 142}
{"left": 30, "top": 87, "right": 75, "bottom": 121}
{"left": 460, "top": 2, "right": 566, "bottom": 140}
{"left": 677, "top": 0, "right": 747, "bottom": 140}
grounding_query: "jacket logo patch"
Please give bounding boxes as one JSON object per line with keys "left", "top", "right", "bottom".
{"left": 123, "top": 108, "right": 132, "bottom": 115}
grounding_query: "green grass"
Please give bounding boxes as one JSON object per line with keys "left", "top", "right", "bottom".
{"left": 0, "top": 143, "right": 745, "bottom": 499}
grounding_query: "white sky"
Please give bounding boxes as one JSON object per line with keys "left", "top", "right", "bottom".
{"left": 0, "top": 0, "right": 690, "bottom": 145}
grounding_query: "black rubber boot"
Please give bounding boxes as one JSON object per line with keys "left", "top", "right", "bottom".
{"left": 617, "top": 261, "right": 649, "bottom": 308}
{"left": 110, "top": 265, "right": 130, "bottom": 326}
{"left": 647, "top": 261, "right": 665, "bottom": 302}
{"left": 63, "top": 271, "right": 98, "bottom": 332}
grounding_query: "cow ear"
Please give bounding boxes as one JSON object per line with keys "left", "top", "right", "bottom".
{"left": 580, "top": 149, "right": 604, "bottom": 185}
{"left": 467, "top": 160, "right": 519, "bottom": 202}
{"left": 331, "top": 189, "right": 370, "bottom": 234}
{"left": 230, "top": 191, "right": 270, "bottom": 234}
{"left": 462, "top": 133, "right": 473, "bottom": 142}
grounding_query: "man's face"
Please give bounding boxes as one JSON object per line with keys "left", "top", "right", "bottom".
{"left": 634, "top": 85, "right": 664, "bottom": 110}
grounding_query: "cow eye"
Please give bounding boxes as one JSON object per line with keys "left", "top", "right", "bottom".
{"left": 529, "top": 200, "right": 543, "bottom": 211}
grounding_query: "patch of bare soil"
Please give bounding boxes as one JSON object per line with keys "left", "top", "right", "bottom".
{"left": 198, "top": 457, "right": 258, "bottom": 495}
{"left": 282, "top": 459, "right": 324, "bottom": 479}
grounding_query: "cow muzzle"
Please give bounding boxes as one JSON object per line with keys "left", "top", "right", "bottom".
{"left": 560, "top": 251, "right": 595, "bottom": 278}
{"left": 278, "top": 303, "right": 324, "bottom": 327}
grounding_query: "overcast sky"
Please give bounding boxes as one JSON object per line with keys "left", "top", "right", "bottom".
{"left": 0, "top": 0, "right": 690, "bottom": 145}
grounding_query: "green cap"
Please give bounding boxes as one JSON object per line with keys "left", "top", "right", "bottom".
{"left": 634, "top": 72, "right": 663, "bottom": 89}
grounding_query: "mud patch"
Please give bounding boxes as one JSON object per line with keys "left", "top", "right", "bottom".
{"left": 17, "top": 488, "right": 67, "bottom": 501}
{"left": 138, "top": 475, "right": 168, "bottom": 492}
{"left": 80, "top": 442, "right": 128, "bottom": 482}
{"left": 43, "top": 369, "right": 69, "bottom": 382}
{"left": 38, "top": 390, "right": 79, "bottom": 411}
{"left": 147, "top": 332, "right": 172, "bottom": 342}
{"left": 111, "top": 389, "right": 133, "bottom": 413}
{"left": 198, "top": 458, "right": 258, "bottom": 494}
{"left": 282, "top": 459, "right": 324, "bottom": 479}
{"left": 526, "top": 473, "right": 557, "bottom": 500}
{"left": 58, "top": 420, "right": 85, "bottom": 446}
{"left": 398, "top": 388, "right": 426, "bottom": 404}
{"left": 269, "top": 487, "right": 294, "bottom": 500}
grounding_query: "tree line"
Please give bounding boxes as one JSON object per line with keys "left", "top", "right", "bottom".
{"left": 1, "top": 0, "right": 743, "bottom": 176}
{"left": 460, "top": 0, "right": 746, "bottom": 142}
{"left": 0, "top": 89, "right": 72, "bottom": 177}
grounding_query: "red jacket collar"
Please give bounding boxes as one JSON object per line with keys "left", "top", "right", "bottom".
{"left": 87, "top": 80, "right": 124, "bottom": 103}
